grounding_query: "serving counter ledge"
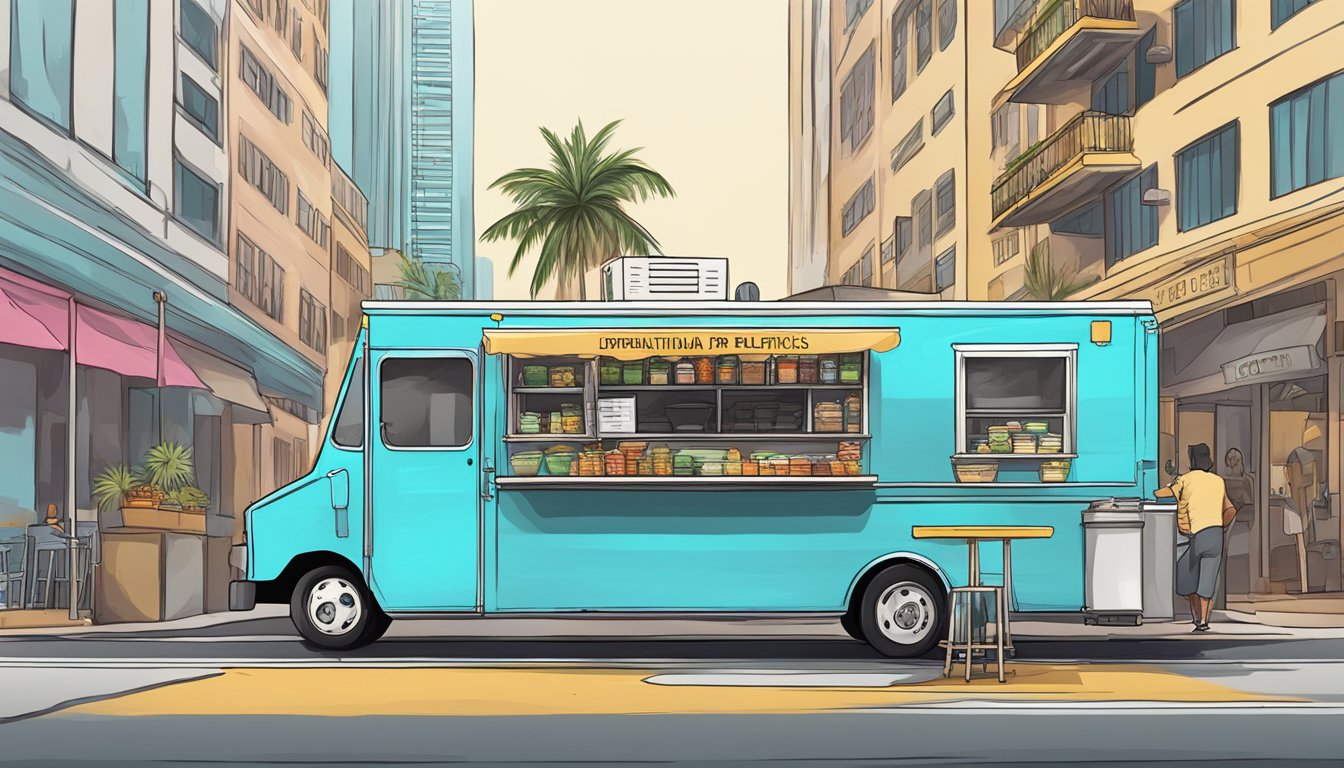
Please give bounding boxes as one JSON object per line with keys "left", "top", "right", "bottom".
{"left": 494, "top": 475, "right": 880, "bottom": 491}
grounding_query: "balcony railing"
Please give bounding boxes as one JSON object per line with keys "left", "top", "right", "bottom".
{"left": 991, "top": 111, "right": 1133, "bottom": 221}
{"left": 1015, "top": 0, "right": 1135, "bottom": 72}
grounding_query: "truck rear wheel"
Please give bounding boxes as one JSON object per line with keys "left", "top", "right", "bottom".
{"left": 290, "top": 565, "right": 385, "bottom": 651}
{"left": 858, "top": 565, "right": 946, "bottom": 658}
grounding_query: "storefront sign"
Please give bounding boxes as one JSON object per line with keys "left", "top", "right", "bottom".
{"left": 483, "top": 328, "right": 901, "bottom": 360}
{"left": 1147, "top": 255, "right": 1235, "bottom": 314}
{"left": 1221, "top": 345, "right": 1321, "bottom": 386}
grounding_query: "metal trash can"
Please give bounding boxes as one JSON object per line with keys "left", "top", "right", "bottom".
{"left": 1083, "top": 498, "right": 1145, "bottom": 626}
{"left": 1141, "top": 499, "right": 1178, "bottom": 621}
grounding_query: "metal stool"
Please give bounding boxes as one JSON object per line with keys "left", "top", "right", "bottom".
{"left": 941, "top": 585, "right": 1006, "bottom": 683}
{"left": 31, "top": 545, "right": 68, "bottom": 609}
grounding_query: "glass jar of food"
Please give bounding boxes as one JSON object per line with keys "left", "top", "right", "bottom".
{"left": 819, "top": 356, "right": 839, "bottom": 384}
{"left": 647, "top": 357, "right": 671, "bottom": 386}
{"left": 693, "top": 356, "right": 714, "bottom": 384}
{"left": 622, "top": 359, "right": 644, "bottom": 385}
{"left": 798, "top": 355, "right": 819, "bottom": 384}
{"left": 775, "top": 355, "right": 799, "bottom": 384}
{"left": 839, "top": 353, "right": 862, "bottom": 384}
{"left": 674, "top": 360, "right": 696, "bottom": 385}
{"left": 716, "top": 355, "right": 739, "bottom": 385}
{"left": 740, "top": 358, "right": 767, "bottom": 386}
{"left": 599, "top": 357, "right": 621, "bottom": 386}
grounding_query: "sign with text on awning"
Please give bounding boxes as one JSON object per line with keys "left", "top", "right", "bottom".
{"left": 483, "top": 328, "right": 901, "bottom": 360}
{"left": 1221, "top": 345, "right": 1321, "bottom": 386}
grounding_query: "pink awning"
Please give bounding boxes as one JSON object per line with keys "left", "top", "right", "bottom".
{"left": 0, "top": 266, "right": 205, "bottom": 388}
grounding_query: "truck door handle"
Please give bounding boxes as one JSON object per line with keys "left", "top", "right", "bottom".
{"left": 482, "top": 459, "right": 495, "bottom": 501}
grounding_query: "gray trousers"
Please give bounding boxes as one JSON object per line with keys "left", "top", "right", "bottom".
{"left": 1176, "top": 526, "right": 1224, "bottom": 600}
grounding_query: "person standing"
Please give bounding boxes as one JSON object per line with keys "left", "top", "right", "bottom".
{"left": 1155, "top": 443, "right": 1236, "bottom": 632}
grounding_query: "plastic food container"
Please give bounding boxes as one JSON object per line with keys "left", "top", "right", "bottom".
{"left": 775, "top": 355, "right": 799, "bottom": 384}
{"left": 648, "top": 358, "right": 671, "bottom": 385}
{"left": 543, "top": 448, "right": 575, "bottom": 475}
{"left": 798, "top": 355, "right": 819, "bottom": 384}
{"left": 522, "top": 365, "right": 548, "bottom": 387}
{"left": 675, "top": 360, "right": 696, "bottom": 385}
{"left": 1040, "top": 459, "right": 1071, "bottom": 482}
{"left": 693, "top": 356, "right": 714, "bottom": 384}
{"left": 716, "top": 355, "right": 739, "bottom": 385}
{"left": 953, "top": 461, "right": 999, "bottom": 483}
{"left": 604, "top": 451, "right": 627, "bottom": 476}
{"left": 549, "top": 366, "right": 577, "bottom": 388}
{"left": 600, "top": 358, "right": 621, "bottom": 386}
{"left": 509, "top": 451, "right": 544, "bottom": 476}
{"left": 819, "top": 356, "right": 839, "bottom": 384}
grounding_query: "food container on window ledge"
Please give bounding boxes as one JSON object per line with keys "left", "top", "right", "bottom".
{"left": 951, "top": 457, "right": 999, "bottom": 483}
{"left": 648, "top": 357, "right": 671, "bottom": 385}
{"left": 798, "top": 355, "right": 819, "bottom": 384}
{"left": 775, "top": 355, "right": 799, "bottom": 384}
{"left": 740, "top": 358, "right": 768, "bottom": 386}
{"left": 839, "top": 353, "right": 863, "bottom": 384}
{"left": 693, "top": 356, "right": 715, "bottom": 384}
{"left": 819, "top": 356, "right": 839, "bottom": 384}
{"left": 674, "top": 360, "right": 697, "bottom": 385}
{"left": 716, "top": 355, "right": 740, "bottom": 385}
{"left": 549, "top": 366, "right": 577, "bottom": 388}
{"left": 599, "top": 357, "right": 622, "bottom": 386}
{"left": 543, "top": 445, "right": 576, "bottom": 475}
{"left": 620, "top": 359, "right": 644, "bottom": 385}
{"left": 509, "top": 451, "right": 544, "bottom": 477}
{"left": 1039, "top": 459, "right": 1072, "bottom": 482}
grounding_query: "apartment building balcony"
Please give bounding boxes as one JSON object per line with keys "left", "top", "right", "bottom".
{"left": 997, "top": 0, "right": 1142, "bottom": 105}
{"left": 991, "top": 111, "right": 1139, "bottom": 230}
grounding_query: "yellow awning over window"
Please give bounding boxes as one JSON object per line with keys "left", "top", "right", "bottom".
{"left": 483, "top": 328, "right": 900, "bottom": 361}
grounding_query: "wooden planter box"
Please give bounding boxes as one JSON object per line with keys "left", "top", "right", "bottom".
{"left": 113, "top": 506, "right": 206, "bottom": 533}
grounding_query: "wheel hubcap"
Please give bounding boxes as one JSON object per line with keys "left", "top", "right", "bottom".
{"left": 875, "top": 581, "right": 936, "bottom": 644}
{"left": 307, "top": 578, "right": 362, "bottom": 636}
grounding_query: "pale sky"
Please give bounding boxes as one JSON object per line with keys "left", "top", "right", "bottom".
{"left": 474, "top": 0, "right": 789, "bottom": 300}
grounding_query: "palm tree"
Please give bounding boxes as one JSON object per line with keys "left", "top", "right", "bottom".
{"left": 481, "top": 119, "right": 675, "bottom": 299}
{"left": 1023, "top": 240, "right": 1097, "bottom": 301}
{"left": 395, "top": 251, "right": 462, "bottom": 300}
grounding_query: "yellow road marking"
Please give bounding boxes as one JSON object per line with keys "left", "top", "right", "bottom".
{"left": 68, "top": 664, "right": 1290, "bottom": 718}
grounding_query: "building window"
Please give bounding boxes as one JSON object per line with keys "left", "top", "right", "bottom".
{"left": 314, "top": 37, "right": 329, "bottom": 92}
{"left": 272, "top": 0, "right": 289, "bottom": 36}
{"left": 10, "top": 0, "right": 74, "bottom": 130}
{"left": 841, "top": 178, "right": 875, "bottom": 237}
{"left": 894, "top": 216, "right": 913, "bottom": 264}
{"left": 890, "top": 121, "right": 924, "bottom": 173}
{"left": 243, "top": 0, "right": 264, "bottom": 18}
{"left": 880, "top": 236, "right": 895, "bottom": 266}
{"left": 930, "top": 88, "right": 955, "bottom": 135}
{"left": 239, "top": 135, "right": 291, "bottom": 214}
{"left": 1176, "top": 122, "right": 1239, "bottom": 230}
{"left": 179, "top": 0, "right": 217, "bottom": 71}
{"left": 1175, "top": 0, "right": 1236, "bottom": 78}
{"left": 956, "top": 345, "right": 1075, "bottom": 455}
{"left": 934, "top": 169, "right": 955, "bottom": 237}
{"left": 1270, "top": 72, "right": 1344, "bottom": 198}
{"left": 335, "top": 243, "right": 372, "bottom": 295}
{"left": 1051, "top": 202, "right": 1105, "bottom": 237}
{"left": 380, "top": 358, "right": 475, "bottom": 448}
{"left": 992, "top": 104, "right": 1021, "bottom": 157}
{"left": 892, "top": 10, "right": 912, "bottom": 102}
{"left": 290, "top": 9, "right": 303, "bottom": 58}
{"left": 935, "top": 246, "right": 955, "bottom": 292}
{"left": 861, "top": 246, "right": 874, "bottom": 286}
{"left": 1271, "top": 0, "right": 1316, "bottom": 29}
{"left": 1092, "top": 58, "right": 1131, "bottom": 115}
{"left": 332, "top": 171, "right": 369, "bottom": 233}
{"left": 992, "top": 233, "right": 1020, "bottom": 266}
{"left": 1106, "top": 166, "right": 1158, "bottom": 265}
{"left": 913, "top": 189, "right": 933, "bottom": 264}
{"left": 937, "top": 0, "right": 956, "bottom": 51}
{"left": 301, "top": 111, "right": 330, "bottom": 167}
{"left": 113, "top": 0, "right": 150, "bottom": 184}
{"left": 236, "top": 233, "right": 284, "bottom": 322}
{"left": 179, "top": 75, "right": 219, "bottom": 142}
{"left": 272, "top": 437, "right": 293, "bottom": 486}
{"left": 845, "top": 0, "right": 873, "bottom": 28}
{"left": 915, "top": 0, "right": 932, "bottom": 72}
{"left": 840, "top": 45, "right": 875, "bottom": 153}
{"left": 240, "top": 45, "right": 293, "bottom": 123}
{"left": 298, "top": 289, "right": 327, "bottom": 352}
{"left": 174, "top": 159, "right": 220, "bottom": 244}
{"left": 1135, "top": 29, "right": 1157, "bottom": 110}
{"left": 296, "top": 189, "right": 331, "bottom": 248}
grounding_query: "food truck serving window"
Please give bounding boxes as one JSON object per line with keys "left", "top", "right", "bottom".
{"left": 954, "top": 344, "right": 1077, "bottom": 459}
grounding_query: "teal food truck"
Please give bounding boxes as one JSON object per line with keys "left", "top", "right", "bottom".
{"left": 229, "top": 300, "right": 1159, "bottom": 655}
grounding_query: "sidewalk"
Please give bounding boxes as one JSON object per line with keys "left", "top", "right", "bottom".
{"left": 4, "top": 606, "right": 1344, "bottom": 641}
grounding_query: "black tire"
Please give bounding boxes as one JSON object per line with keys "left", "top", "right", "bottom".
{"left": 857, "top": 564, "right": 947, "bottom": 658}
{"left": 290, "top": 565, "right": 381, "bottom": 651}
{"left": 839, "top": 609, "right": 865, "bottom": 641}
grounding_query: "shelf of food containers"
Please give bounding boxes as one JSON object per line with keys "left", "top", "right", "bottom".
{"left": 951, "top": 418, "right": 1073, "bottom": 484}
{"left": 494, "top": 475, "right": 880, "bottom": 490}
{"left": 504, "top": 441, "right": 867, "bottom": 482}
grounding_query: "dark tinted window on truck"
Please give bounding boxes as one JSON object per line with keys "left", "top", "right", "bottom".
{"left": 332, "top": 357, "right": 364, "bottom": 448}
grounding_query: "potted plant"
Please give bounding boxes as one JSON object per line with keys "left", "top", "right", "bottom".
{"left": 139, "top": 442, "right": 195, "bottom": 493}
{"left": 92, "top": 464, "right": 136, "bottom": 512}
{"left": 164, "top": 486, "right": 209, "bottom": 514}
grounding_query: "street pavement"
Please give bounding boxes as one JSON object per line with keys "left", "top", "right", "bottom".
{"left": 1, "top": 611, "right": 1342, "bottom": 766}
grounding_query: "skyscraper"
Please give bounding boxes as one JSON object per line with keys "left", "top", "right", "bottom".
{"left": 329, "top": 0, "right": 476, "bottom": 296}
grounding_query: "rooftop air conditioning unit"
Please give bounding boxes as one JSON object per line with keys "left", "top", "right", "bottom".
{"left": 600, "top": 257, "right": 730, "bottom": 301}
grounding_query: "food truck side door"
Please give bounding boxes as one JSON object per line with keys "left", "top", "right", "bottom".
{"left": 368, "top": 348, "right": 480, "bottom": 611}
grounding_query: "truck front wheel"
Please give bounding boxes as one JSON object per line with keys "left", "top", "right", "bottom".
{"left": 290, "top": 565, "right": 386, "bottom": 651}
{"left": 858, "top": 565, "right": 946, "bottom": 658}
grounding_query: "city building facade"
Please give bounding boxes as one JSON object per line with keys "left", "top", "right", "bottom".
{"left": 991, "top": 0, "right": 1344, "bottom": 615}
{"left": 328, "top": 0, "right": 479, "bottom": 297}
{"left": 0, "top": 0, "right": 326, "bottom": 623}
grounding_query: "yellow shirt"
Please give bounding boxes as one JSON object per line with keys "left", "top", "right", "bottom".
{"left": 1164, "top": 470, "right": 1233, "bottom": 534}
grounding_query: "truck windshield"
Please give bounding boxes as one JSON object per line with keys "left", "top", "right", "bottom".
{"left": 332, "top": 357, "right": 365, "bottom": 448}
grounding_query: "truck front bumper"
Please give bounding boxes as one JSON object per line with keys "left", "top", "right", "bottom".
{"left": 229, "top": 580, "right": 256, "bottom": 611}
